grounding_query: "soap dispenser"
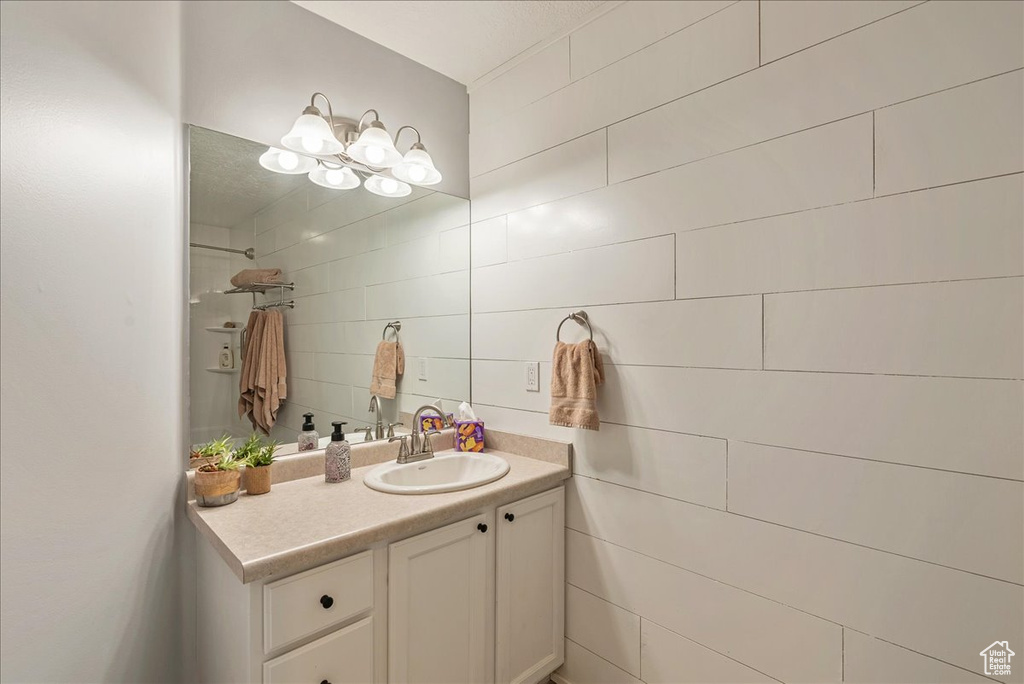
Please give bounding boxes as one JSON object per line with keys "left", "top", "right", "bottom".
{"left": 298, "top": 413, "right": 319, "bottom": 452}
{"left": 325, "top": 421, "right": 350, "bottom": 483}
{"left": 218, "top": 344, "right": 233, "bottom": 369}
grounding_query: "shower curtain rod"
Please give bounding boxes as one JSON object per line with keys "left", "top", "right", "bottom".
{"left": 189, "top": 242, "right": 255, "bottom": 260}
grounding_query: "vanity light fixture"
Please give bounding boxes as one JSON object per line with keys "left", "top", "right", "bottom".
{"left": 260, "top": 92, "right": 443, "bottom": 195}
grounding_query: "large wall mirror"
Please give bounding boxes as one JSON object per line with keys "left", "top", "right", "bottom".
{"left": 187, "top": 126, "right": 470, "bottom": 453}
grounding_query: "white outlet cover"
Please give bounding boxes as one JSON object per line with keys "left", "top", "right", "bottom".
{"left": 525, "top": 361, "right": 540, "bottom": 392}
{"left": 418, "top": 357, "right": 428, "bottom": 381}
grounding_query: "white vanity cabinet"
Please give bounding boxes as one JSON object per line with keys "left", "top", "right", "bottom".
{"left": 196, "top": 486, "right": 565, "bottom": 684}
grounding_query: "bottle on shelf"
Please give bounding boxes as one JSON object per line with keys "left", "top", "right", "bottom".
{"left": 298, "top": 413, "right": 319, "bottom": 452}
{"left": 218, "top": 344, "right": 233, "bottom": 369}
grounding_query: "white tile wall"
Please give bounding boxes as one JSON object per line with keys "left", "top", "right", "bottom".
{"left": 470, "top": 38, "right": 569, "bottom": 134}
{"left": 875, "top": 70, "right": 1024, "bottom": 195}
{"left": 843, "top": 630, "right": 993, "bottom": 684}
{"left": 765, "top": 278, "right": 1024, "bottom": 379}
{"left": 565, "top": 584, "right": 641, "bottom": 676}
{"left": 640, "top": 619, "right": 777, "bottom": 684}
{"left": 470, "top": 2, "right": 1023, "bottom": 682}
{"left": 759, "top": 0, "right": 922, "bottom": 64}
{"left": 728, "top": 442, "right": 1024, "bottom": 583}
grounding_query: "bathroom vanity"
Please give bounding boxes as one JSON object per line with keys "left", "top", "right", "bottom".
{"left": 189, "top": 432, "right": 570, "bottom": 684}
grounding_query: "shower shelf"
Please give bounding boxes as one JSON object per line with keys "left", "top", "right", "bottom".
{"left": 205, "top": 326, "right": 242, "bottom": 333}
{"left": 206, "top": 367, "right": 239, "bottom": 374}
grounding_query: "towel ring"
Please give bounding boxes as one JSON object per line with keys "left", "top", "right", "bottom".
{"left": 382, "top": 321, "right": 402, "bottom": 341}
{"left": 555, "top": 310, "right": 593, "bottom": 342}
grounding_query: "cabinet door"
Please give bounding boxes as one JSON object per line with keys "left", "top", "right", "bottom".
{"left": 496, "top": 487, "right": 565, "bottom": 684}
{"left": 389, "top": 512, "right": 495, "bottom": 684}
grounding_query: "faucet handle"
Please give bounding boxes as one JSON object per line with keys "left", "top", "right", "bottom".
{"left": 389, "top": 435, "right": 410, "bottom": 462}
{"left": 387, "top": 422, "right": 404, "bottom": 438}
{"left": 421, "top": 428, "right": 441, "bottom": 456}
{"left": 353, "top": 426, "right": 373, "bottom": 441}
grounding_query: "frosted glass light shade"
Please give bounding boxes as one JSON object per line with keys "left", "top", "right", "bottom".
{"left": 392, "top": 146, "right": 442, "bottom": 186}
{"left": 347, "top": 124, "right": 402, "bottom": 168}
{"left": 281, "top": 113, "right": 344, "bottom": 156}
{"left": 259, "top": 147, "right": 317, "bottom": 174}
{"left": 309, "top": 165, "right": 360, "bottom": 190}
{"left": 365, "top": 174, "right": 411, "bottom": 198}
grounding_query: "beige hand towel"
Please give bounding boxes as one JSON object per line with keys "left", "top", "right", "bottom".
{"left": 230, "top": 268, "right": 283, "bottom": 288}
{"left": 549, "top": 340, "right": 605, "bottom": 431}
{"left": 369, "top": 340, "right": 405, "bottom": 400}
{"left": 238, "top": 310, "right": 287, "bottom": 433}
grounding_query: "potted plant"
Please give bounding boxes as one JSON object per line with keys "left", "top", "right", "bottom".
{"left": 241, "top": 436, "right": 277, "bottom": 496}
{"left": 190, "top": 435, "right": 232, "bottom": 470}
{"left": 194, "top": 437, "right": 241, "bottom": 507}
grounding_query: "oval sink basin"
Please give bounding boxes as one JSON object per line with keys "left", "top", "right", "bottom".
{"left": 364, "top": 451, "right": 510, "bottom": 495}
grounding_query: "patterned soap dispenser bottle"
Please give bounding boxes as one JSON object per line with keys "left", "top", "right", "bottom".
{"left": 325, "top": 421, "right": 350, "bottom": 483}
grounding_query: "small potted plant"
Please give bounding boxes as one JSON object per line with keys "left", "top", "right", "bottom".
{"left": 194, "top": 437, "right": 241, "bottom": 507}
{"left": 241, "top": 436, "right": 277, "bottom": 496}
{"left": 190, "top": 435, "right": 232, "bottom": 470}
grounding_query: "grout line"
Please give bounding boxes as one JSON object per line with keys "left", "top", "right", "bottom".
{"left": 872, "top": 110, "right": 876, "bottom": 196}
{"left": 563, "top": 637, "right": 637, "bottom": 679}
{"left": 569, "top": 474, "right": 1024, "bottom": 586}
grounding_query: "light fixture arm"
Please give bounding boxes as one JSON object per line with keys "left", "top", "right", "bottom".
{"left": 394, "top": 125, "right": 422, "bottom": 150}
{"left": 357, "top": 109, "right": 381, "bottom": 132}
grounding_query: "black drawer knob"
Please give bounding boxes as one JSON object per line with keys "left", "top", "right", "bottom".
{"left": 477, "top": 523, "right": 488, "bottom": 533}
{"left": 320, "top": 594, "right": 334, "bottom": 609}
{"left": 321, "top": 680, "right": 331, "bottom": 684}
{"left": 504, "top": 513, "right": 515, "bottom": 522}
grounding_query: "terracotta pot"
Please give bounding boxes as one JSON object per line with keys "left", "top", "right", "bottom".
{"left": 194, "top": 468, "right": 240, "bottom": 507}
{"left": 243, "top": 465, "right": 272, "bottom": 495}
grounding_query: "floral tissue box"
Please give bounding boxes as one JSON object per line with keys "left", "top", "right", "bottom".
{"left": 454, "top": 420, "right": 485, "bottom": 452}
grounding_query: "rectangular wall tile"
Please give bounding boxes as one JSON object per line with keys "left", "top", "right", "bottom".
{"left": 556, "top": 639, "right": 641, "bottom": 684}
{"left": 470, "top": 130, "right": 606, "bottom": 222}
{"left": 760, "top": 0, "right": 921, "bottom": 64}
{"left": 567, "top": 529, "right": 842, "bottom": 683}
{"left": 843, "top": 630, "right": 992, "bottom": 683}
{"left": 471, "top": 360, "right": 551, "bottom": 414}
{"left": 566, "top": 478, "right": 1024, "bottom": 676}
{"left": 385, "top": 192, "right": 470, "bottom": 246}
{"left": 876, "top": 70, "right": 1024, "bottom": 195}
{"left": 596, "top": 365, "right": 1023, "bottom": 479}
{"left": 728, "top": 442, "right": 1024, "bottom": 583}
{"left": 472, "top": 297, "right": 762, "bottom": 370}
{"left": 565, "top": 584, "right": 640, "bottom": 676}
{"left": 470, "top": 0, "right": 758, "bottom": 176}
{"left": 569, "top": 0, "right": 734, "bottom": 81}
{"left": 255, "top": 188, "right": 306, "bottom": 234}
{"left": 508, "top": 114, "right": 873, "bottom": 261}
{"left": 470, "top": 38, "right": 569, "bottom": 133}
{"left": 641, "top": 619, "right": 777, "bottom": 684}
{"left": 470, "top": 216, "right": 507, "bottom": 268}
{"left": 676, "top": 175, "right": 1024, "bottom": 297}
{"left": 572, "top": 424, "right": 726, "bottom": 509}
{"left": 365, "top": 270, "right": 468, "bottom": 320}
{"left": 471, "top": 235, "right": 674, "bottom": 313}
{"left": 765, "top": 279, "right": 1024, "bottom": 379}
{"left": 608, "top": 1, "right": 1023, "bottom": 183}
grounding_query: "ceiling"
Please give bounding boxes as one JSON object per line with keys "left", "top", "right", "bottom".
{"left": 189, "top": 127, "right": 308, "bottom": 228}
{"left": 291, "top": 0, "right": 607, "bottom": 86}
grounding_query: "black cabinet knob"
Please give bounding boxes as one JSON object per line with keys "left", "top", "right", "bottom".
{"left": 504, "top": 513, "right": 515, "bottom": 522}
{"left": 321, "top": 680, "right": 331, "bottom": 684}
{"left": 477, "top": 523, "right": 488, "bottom": 533}
{"left": 320, "top": 594, "right": 334, "bottom": 609}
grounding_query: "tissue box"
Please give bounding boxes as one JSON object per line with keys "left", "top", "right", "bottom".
{"left": 418, "top": 414, "right": 454, "bottom": 434}
{"left": 454, "top": 420, "right": 485, "bottom": 452}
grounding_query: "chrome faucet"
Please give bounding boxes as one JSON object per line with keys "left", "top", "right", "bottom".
{"left": 368, "top": 395, "right": 385, "bottom": 440}
{"left": 409, "top": 403, "right": 452, "bottom": 460}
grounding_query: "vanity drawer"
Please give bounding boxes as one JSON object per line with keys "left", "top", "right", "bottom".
{"left": 263, "top": 616, "right": 374, "bottom": 684}
{"left": 263, "top": 550, "right": 374, "bottom": 653}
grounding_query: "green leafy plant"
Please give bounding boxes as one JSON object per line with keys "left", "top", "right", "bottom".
{"left": 232, "top": 433, "right": 263, "bottom": 464}
{"left": 195, "top": 435, "right": 233, "bottom": 459}
{"left": 246, "top": 439, "right": 278, "bottom": 468}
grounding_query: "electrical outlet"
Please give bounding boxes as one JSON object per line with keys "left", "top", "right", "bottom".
{"left": 525, "top": 361, "right": 540, "bottom": 392}
{"left": 418, "top": 357, "right": 428, "bottom": 381}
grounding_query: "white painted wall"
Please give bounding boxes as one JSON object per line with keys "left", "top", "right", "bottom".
{"left": 0, "top": 1, "right": 189, "bottom": 682}
{"left": 468, "top": 2, "right": 1024, "bottom": 682}
{"left": 182, "top": 0, "right": 470, "bottom": 199}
